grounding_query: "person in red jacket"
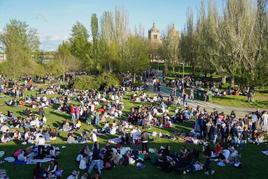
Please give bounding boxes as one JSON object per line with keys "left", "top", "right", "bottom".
{"left": 70, "top": 104, "right": 75, "bottom": 120}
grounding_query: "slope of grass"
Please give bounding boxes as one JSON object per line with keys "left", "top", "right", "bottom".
{"left": 0, "top": 91, "right": 268, "bottom": 179}
{"left": 210, "top": 92, "right": 268, "bottom": 109}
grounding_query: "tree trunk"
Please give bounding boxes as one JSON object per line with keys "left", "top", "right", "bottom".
{"left": 164, "top": 63, "right": 168, "bottom": 75}
{"left": 63, "top": 73, "right": 65, "bottom": 84}
{"left": 231, "top": 77, "right": 235, "bottom": 87}
{"left": 192, "top": 64, "right": 195, "bottom": 75}
{"left": 221, "top": 76, "right": 226, "bottom": 84}
{"left": 172, "top": 66, "right": 175, "bottom": 72}
{"left": 109, "top": 62, "right": 113, "bottom": 73}
{"left": 133, "top": 73, "right": 136, "bottom": 84}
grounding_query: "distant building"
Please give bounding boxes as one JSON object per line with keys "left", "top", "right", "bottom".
{"left": 0, "top": 53, "right": 6, "bottom": 62}
{"left": 148, "top": 23, "right": 162, "bottom": 63}
{"left": 38, "top": 52, "right": 55, "bottom": 64}
{"left": 148, "top": 22, "right": 162, "bottom": 44}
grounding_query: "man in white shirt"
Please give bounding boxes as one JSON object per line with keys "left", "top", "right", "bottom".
{"left": 36, "top": 135, "right": 46, "bottom": 146}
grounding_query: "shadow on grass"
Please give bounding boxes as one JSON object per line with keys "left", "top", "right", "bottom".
{"left": 51, "top": 111, "right": 71, "bottom": 119}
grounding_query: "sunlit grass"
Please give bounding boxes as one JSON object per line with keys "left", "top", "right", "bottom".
{"left": 0, "top": 91, "right": 268, "bottom": 178}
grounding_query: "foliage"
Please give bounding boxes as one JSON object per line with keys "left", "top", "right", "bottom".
{"left": 160, "top": 24, "right": 180, "bottom": 72}
{"left": 73, "top": 73, "right": 119, "bottom": 90}
{"left": 98, "top": 72, "right": 120, "bottom": 88}
{"left": 99, "top": 8, "right": 129, "bottom": 72}
{"left": 69, "top": 22, "right": 92, "bottom": 72}
{"left": 122, "top": 35, "right": 149, "bottom": 82}
{"left": 73, "top": 75, "right": 100, "bottom": 90}
{"left": 0, "top": 19, "right": 44, "bottom": 78}
{"left": 180, "top": 9, "right": 198, "bottom": 74}
{"left": 180, "top": 0, "right": 268, "bottom": 87}
{"left": 47, "top": 41, "right": 80, "bottom": 77}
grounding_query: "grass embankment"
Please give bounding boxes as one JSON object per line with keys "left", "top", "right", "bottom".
{"left": 0, "top": 90, "right": 267, "bottom": 179}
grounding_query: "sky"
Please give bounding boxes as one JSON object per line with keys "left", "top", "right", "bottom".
{"left": 0, "top": 0, "right": 222, "bottom": 51}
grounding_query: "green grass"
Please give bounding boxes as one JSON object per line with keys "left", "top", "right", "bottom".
{"left": 210, "top": 92, "right": 268, "bottom": 109}
{"left": 0, "top": 91, "right": 268, "bottom": 179}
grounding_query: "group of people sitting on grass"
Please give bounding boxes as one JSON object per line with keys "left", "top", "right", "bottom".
{"left": 192, "top": 108, "right": 268, "bottom": 145}
{"left": 69, "top": 138, "right": 242, "bottom": 177}
{"left": 33, "top": 160, "right": 64, "bottom": 179}
{"left": 162, "top": 75, "right": 255, "bottom": 98}
{"left": 0, "top": 74, "right": 268, "bottom": 178}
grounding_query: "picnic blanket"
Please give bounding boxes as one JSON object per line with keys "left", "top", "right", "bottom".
{"left": 108, "top": 137, "right": 122, "bottom": 144}
{"left": 5, "top": 156, "right": 54, "bottom": 165}
{"left": 261, "top": 150, "right": 268, "bottom": 156}
{"left": 26, "top": 158, "right": 54, "bottom": 164}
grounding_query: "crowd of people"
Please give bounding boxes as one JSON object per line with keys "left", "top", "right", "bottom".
{"left": 0, "top": 73, "right": 267, "bottom": 178}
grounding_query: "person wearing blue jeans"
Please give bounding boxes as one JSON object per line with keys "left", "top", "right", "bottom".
{"left": 94, "top": 112, "right": 100, "bottom": 125}
{"left": 88, "top": 142, "right": 101, "bottom": 175}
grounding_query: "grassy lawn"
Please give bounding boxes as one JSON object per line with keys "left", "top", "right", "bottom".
{"left": 0, "top": 91, "right": 268, "bottom": 179}
{"left": 210, "top": 92, "right": 268, "bottom": 109}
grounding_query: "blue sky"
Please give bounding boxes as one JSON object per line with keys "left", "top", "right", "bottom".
{"left": 0, "top": 0, "right": 222, "bottom": 51}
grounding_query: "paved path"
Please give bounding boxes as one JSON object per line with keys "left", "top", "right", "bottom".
{"left": 148, "top": 84, "right": 256, "bottom": 117}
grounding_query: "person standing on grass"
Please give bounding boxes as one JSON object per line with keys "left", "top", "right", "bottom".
{"left": 75, "top": 106, "right": 80, "bottom": 120}
{"left": 70, "top": 104, "right": 75, "bottom": 120}
{"left": 92, "top": 129, "right": 98, "bottom": 143}
{"left": 261, "top": 111, "right": 268, "bottom": 132}
{"left": 88, "top": 142, "right": 102, "bottom": 175}
{"left": 141, "top": 130, "right": 149, "bottom": 153}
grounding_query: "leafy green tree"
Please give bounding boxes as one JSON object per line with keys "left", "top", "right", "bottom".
{"left": 180, "top": 9, "right": 198, "bottom": 75}
{"left": 195, "top": 0, "right": 219, "bottom": 77}
{"left": 0, "top": 19, "right": 41, "bottom": 78}
{"left": 48, "top": 41, "right": 79, "bottom": 82}
{"left": 122, "top": 35, "right": 149, "bottom": 82}
{"left": 69, "top": 22, "right": 92, "bottom": 71}
{"left": 99, "top": 8, "right": 129, "bottom": 72}
{"left": 161, "top": 24, "right": 180, "bottom": 72}
{"left": 91, "top": 13, "right": 99, "bottom": 66}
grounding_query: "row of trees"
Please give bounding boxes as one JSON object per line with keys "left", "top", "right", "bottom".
{"left": 0, "top": 20, "right": 43, "bottom": 78}
{"left": 0, "top": 8, "right": 150, "bottom": 82}
{"left": 0, "top": 2, "right": 267, "bottom": 87}
{"left": 180, "top": 0, "right": 268, "bottom": 87}
{"left": 48, "top": 8, "right": 149, "bottom": 82}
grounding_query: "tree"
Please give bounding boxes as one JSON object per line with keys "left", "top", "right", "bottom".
{"left": 180, "top": 9, "right": 197, "bottom": 75}
{"left": 195, "top": 0, "right": 219, "bottom": 77}
{"left": 241, "top": 0, "right": 268, "bottom": 86}
{"left": 216, "top": 0, "right": 256, "bottom": 86}
{"left": 99, "top": 8, "right": 129, "bottom": 72}
{"left": 69, "top": 22, "right": 91, "bottom": 71}
{"left": 0, "top": 19, "right": 41, "bottom": 78}
{"left": 91, "top": 13, "right": 99, "bottom": 57}
{"left": 122, "top": 35, "right": 149, "bottom": 82}
{"left": 91, "top": 13, "right": 99, "bottom": 48}
{"left": 161, "top": 24, "right": 180, "bottom": 72}
{"left": 49, "top": 41, "right": 79, "bottom": 82}
{"left": 179, "top": 0, "right": 268, "bottom": 88}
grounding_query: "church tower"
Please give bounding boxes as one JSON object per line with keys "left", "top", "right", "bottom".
{"left": 148, "top": 22, "right": 161, "bottom": 44}
{"left": 148, "top": 23, "right": 162, "bottom": 62}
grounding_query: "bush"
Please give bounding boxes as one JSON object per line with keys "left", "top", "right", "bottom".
{"left": 73, "top": 75, "right": 100, "bottom": 90}
{"left": 72, "top": 73, "right": 120, "bottom": 90}
{"left": 97, "top": 72, "right": 120, "bottom": 89}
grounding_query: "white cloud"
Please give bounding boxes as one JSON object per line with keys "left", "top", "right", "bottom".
{"left": 42, "top": 34, "right": 67, "bottom": 41}
{"left": 40, "top": 34, "right": 68, "bottom": 51}
{"left": 36, "top": 13, "right": 48, "bottom": 23}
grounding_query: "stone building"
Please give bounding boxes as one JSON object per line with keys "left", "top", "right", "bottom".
{"left": 148, "top": 23, "right": 162, "bottom": 62}
{"left": 148, "top": 22, "right": 162, "bottom": 44}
